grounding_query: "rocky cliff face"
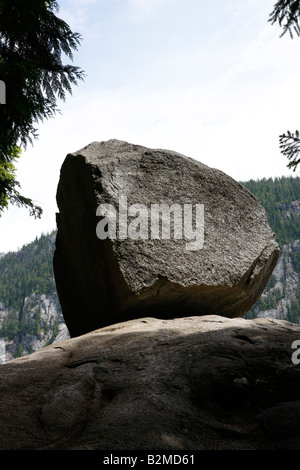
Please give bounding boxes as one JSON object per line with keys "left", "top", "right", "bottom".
{"left": 256, "top": 240, "right": 300, "bottom": 320}
{"left": 249, "top": 198, "right": 300, "bottom": 321}
{"left": 0, "top": 293, "right": 69, "bottom": 361}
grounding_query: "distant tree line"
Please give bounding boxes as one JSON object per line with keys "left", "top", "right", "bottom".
{"left": 242, "top": 176, "right": 300, "bottom": 247}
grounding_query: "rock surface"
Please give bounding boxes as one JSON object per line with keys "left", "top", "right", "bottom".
{"left": 0, "top": 315, "right": 300, "bottom": 450}
{"left": 54, "top": 139, "right": 279, "bottom": 337}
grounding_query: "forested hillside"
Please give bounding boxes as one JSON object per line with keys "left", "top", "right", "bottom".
{"left": 242, "top": 176, "right": 300, "bottom": 322}
{"left": 0, "top": 232, "right": 58, "bottom": 311}
{"left": 242, "top": 176, "right": 300, "bottom": 248}
{"left": 0, "top": 231, "right": 68, "bottom": 360}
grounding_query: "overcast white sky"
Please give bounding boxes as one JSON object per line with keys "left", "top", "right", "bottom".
{"left": 1, "top": 0, "right": 300, "bottom": 253}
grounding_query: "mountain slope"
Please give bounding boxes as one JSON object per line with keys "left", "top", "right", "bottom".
{"left": 242, "top": 176, "right": 300, "bottom": 322}
{"left": 0, "top": 231, "right": 69, "bottom": 361}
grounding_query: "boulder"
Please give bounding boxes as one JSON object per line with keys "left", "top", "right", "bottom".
{"left": 53, "top": 139, "right": 279, "bottom": 337}
{"left": 1, "top": 315, "right": 300, "bottom": 450}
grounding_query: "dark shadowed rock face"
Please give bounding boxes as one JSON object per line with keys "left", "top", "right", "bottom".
{"left": 54, "top": 139, "right": 279, "bottom": 337}
{"left": 0, "top": 316, "right": 300, "bottom": 450}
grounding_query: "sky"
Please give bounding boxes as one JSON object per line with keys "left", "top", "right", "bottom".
{"left": 1, "top": 0, "right": 300, "bottom": 253}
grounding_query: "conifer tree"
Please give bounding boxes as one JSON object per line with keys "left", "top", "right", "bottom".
{"left": 0, "top": 0, "right": 85, "bottom": 216}
{"left": 270, "top": 1, "right": 300, "bottom": 170}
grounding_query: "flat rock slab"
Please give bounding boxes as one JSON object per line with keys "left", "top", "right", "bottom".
{"left": 54, "top": 139, "right": 279, "bottom": 337}
{"left": 1, "top": 315, "right": 300, "bottom": 450}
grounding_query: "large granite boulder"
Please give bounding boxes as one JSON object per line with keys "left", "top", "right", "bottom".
{"left": 54, "top": 139, "right": 279, "bottom": 337}
{"left": 0, "top": 315, "right": 300, "bottom": 450}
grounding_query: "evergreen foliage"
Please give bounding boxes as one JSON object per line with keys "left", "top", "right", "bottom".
{"left": 241, "top": 176, "right": 300, "bottom": 247}
{"left": 269, "top": 0, "right": 300, "bottom": 38}
{"left": 269, "top": 1, "right": 300, "bottom": 171}
{"left": 279, "top": 131, "right": 300, "bottom": 171}
{"left": 0, "top": 0, "right": 84, "bottom": 216}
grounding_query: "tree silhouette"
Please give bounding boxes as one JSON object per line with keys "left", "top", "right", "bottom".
{"left": 270, "top": 0, "right": 300, "bottom": 170}
{"left": 0, "top": 0, "right": 85, "bottom": 216}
